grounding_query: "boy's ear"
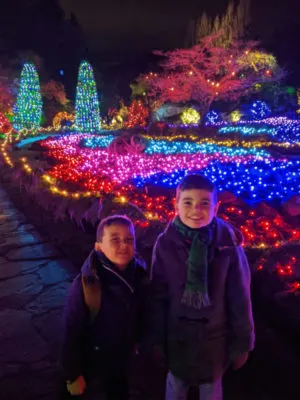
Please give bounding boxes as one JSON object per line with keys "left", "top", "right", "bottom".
{"left": 94, "top": 241, "right": 102, "bottom": 252}
{"left": 174, "top": 198, "right": 179, "bottom": 213}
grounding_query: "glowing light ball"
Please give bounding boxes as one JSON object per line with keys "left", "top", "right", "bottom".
{"left": 230, "top": 110, "right": 242, "bottom": 122}
{"left": 181, "top": 108, "right": 201, "bottom": 125}
{"left": 249, "top": 101, "right": 271, "bottom": 120}
{"left": 205, "top": 110, "right": 222, "bottom": 124}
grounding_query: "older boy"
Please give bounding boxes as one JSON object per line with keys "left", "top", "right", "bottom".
{"left": 149, "top": 174, "right": 255, "bottom": 400}
{"left": 62, "top": 215, "right": 147, "bottom": 399}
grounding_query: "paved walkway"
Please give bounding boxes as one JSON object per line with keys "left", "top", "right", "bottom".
{"left": 0, "top": 184, "right": 300, "bottom": 400}
{"left": 0, "top": 186, "right": 75, "bottom": 399}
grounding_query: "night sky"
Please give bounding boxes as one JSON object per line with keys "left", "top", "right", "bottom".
{"left": 59, "top": 0, "right": 299, "bottom": 54}
{"left": 60, "top": 0, "right": 223, "bottom": 55}
{"left": 1, "top": 0, "right": 299, "bottom": 100}
{"left": 58, "top": 0, "right": 300, "bottom": 86}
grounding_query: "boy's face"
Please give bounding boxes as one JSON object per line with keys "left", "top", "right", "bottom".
{"left": 176, "top": 189, "right": 219, "bottom": 229}
{"left": 95, "top": 224, "right": 135, "bottom": 270}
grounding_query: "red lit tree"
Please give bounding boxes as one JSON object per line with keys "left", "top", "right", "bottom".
{"left": 0, "top": 79, "right": 14, "bottom": 114}
{"left": 41, "top": 80, "right": 73, "bottom": 125}
{"left": 41, "top": 80, "right": 68, "bottom": 106}
{"left": 138, "top": 32, "right": 284, "bottom": 115}
{"left": 124, "top": 100, "right": 149, "bottom": 129}
{"left": 0, "top": 113, "right": 12, "bottom": 133}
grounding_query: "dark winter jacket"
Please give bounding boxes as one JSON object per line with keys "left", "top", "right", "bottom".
{"left": 148, "top": 217, "right": 255, "bottom": 384}
{"left": 61, "top": 250, "right": 148, "bottom": 382}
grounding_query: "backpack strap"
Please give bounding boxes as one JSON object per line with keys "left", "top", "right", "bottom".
{"left": 82, "top": 275, "right": 101, "bottom": 324}
{"left": 81, "top": 252, "right": 102, "bottom": 324}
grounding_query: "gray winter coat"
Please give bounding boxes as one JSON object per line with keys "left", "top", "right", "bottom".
{"left": 149, "top": 217, "right": 255, "bottom": 384}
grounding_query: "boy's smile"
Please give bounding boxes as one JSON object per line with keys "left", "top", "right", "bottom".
{"left": 176, "top": 189, "right": 219, "bottom": 228}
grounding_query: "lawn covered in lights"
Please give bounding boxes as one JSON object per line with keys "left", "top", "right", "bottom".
{"left": 39, "top": 117, "right": 300, "bottom": 221}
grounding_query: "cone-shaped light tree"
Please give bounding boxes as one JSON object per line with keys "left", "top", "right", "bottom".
{"left": 74, "top": 60, "right": 101, "bottom": 132}
{"left": 13, "top": 63, "right": 43, "bottom": 131}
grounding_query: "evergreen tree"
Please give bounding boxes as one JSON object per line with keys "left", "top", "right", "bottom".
{"left": 13, "top": 63, "right": 43, "bottom": 131}
{"left": 74, "top": 60, "right": 101, "bottom": 132}
{"left": 196, "top": 13, "right": 211, "bottom": 43}
{"left": 195, "top": 0, "right": 251, "bottom": 47}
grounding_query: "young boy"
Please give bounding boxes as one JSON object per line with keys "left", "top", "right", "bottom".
{"left": 61, "top": 215, "right": 148, "bottom": 400}
{"left": 149, "top": 174, "right": 255, "bottom": 400}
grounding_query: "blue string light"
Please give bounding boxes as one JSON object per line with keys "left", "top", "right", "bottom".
{"left": 81, "top": 135, "right": 115, "bottom": 148}
{"left": 144, "top": 139, "right": 269, "bottom": 157}
{"left": 218, "top": 118, "right": 300, "bottom": 143}
{"left": 205, "top": 110, "right": 222, "bottom": 124}
{"left": 219, "top": 125, "right": 276, "bottom": 136}
{"left": 249, "top": 101, "right": 272, "bottom": 120}
{"left": 132, "top": 159, "right": 300, "bottom": 203}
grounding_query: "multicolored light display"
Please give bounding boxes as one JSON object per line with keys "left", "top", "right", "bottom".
{"left": 40, "top": 133, "right": 299, "bottom": 204}
{"left": 81, "top": 134, "right": 269, "bottom": 157}
{"left": 14, "top": 151, "right": 300, "bottom": 252}
{"left": 1, "top": 117, "right": 298, "bottom": 267}
{"left": 13, "top": 63, "right": 43, "bottom": 131}
{"left": 218, "top": 117, "right": 300, "bottom": 143}
{"left": 74, "top": 61, "right": 101, "bottom": 132}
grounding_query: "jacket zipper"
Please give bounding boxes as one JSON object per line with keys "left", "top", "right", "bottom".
{"left": 102, "top": 264, "right": 134, "bottom": 293}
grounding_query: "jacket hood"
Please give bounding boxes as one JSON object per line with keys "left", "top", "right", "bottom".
{"left": 163, "top": 217, "right": 244, "bottom": 249}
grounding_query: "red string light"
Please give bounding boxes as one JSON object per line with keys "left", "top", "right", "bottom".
{"left": 124, "top": 100, "right": 149, "bottom": 129}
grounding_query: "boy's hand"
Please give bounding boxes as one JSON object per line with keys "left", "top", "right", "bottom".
{"left": 66, "top": 375, "right": 86, "bottom": 396}
{"left": 232, "top": 352, "right": 249, "bottom": 370}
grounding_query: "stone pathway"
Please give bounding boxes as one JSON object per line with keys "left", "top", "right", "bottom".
{"left": 0, "top": 186, "right": 76, "bottom": 399}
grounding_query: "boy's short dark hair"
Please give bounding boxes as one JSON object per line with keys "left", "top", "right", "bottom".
{"left": 96, "top": 215, "right": 134, "bottom": 242}
{"left": 176, "top": 174, "right": 218, "bottom": 203}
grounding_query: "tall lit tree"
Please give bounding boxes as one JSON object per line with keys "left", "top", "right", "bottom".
{"left": 13, "top": 63, "right": 43, "bottom": 131}
{"left": 139, "top": 32, "right": 284, "bottom": 116}
{"left": 74, "top": 60, "right": 101, "bottom": 132}
{"left": 195, "top": 0, "right": 251, "bottom": 47}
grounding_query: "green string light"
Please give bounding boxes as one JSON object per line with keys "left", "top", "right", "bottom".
{"left": 74, "top": 60, "right": 101, "bottom": 133}
{"left": 13, "top": 63, "right": 43, "bottom": 131}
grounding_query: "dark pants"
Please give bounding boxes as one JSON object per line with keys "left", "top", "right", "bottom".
{"left": 85, "top": 357, "right": 129, "bottom": 400}
{"left": 84, "top": 370, "right": 128, "bottom": 400}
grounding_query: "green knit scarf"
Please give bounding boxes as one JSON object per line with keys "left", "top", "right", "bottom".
{"left": 173, "top": 216, "right": 215, "bottom": 310}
